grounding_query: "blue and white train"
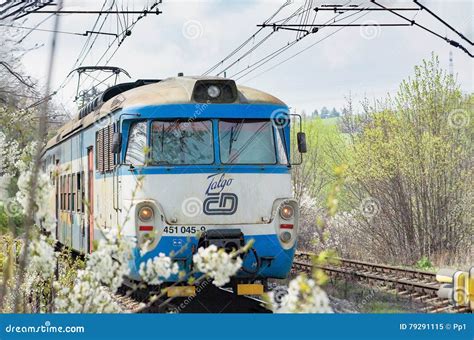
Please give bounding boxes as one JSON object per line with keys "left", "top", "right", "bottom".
{"left": 42, "top": 76, "right": 307, "bottom": 296}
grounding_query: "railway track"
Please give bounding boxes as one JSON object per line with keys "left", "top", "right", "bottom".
{"left": 112, "top": 284, "right": 271, "bottom": 313}
{"left": 293, "top": 251, "right": 471, "bottom": 314}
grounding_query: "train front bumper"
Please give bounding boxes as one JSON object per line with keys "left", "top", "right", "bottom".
{"left": 128, "top": 234, "right": 296, "bottom": 282}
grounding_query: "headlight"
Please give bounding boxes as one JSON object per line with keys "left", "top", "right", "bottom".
{"left": 207, "top": 85, "right": 221, "bottom": 98}
{"left": 138, "top": 206, "right": 154, "bottom": 221}
{"left": 279, "top": 231, "right": 292, "bottom": 243}
{"left": 279, "top": 204, "right": 294, "bottom": 220}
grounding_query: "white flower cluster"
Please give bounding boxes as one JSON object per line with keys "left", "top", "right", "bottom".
{"left": 327, "top": 211, "right": 366, "bottom": 255}
{"left": 15, "top": 143, "right": 56, "bottom": 234}
{"left": 139, "top": 253, "right": 179, "bottom": 285}
{"left": 87, "top": 229, "right": 134, "bottom": 292}
{"left": 270, "top": 274, "right": 333, "bottom": 313}
{"left": 27, "top": 234, "right": 57, "bottom": 281}
{"left": 0, "top": 130, "right": 20, "bottom": 177}
{"left": 54, "top": 271, "right": 122, "bottom": 313}
{"left": 192, "top": 245, "right": 242, "bottom": 287}
{"left": 54, "top": 229, "right": 134, "bottom": 313}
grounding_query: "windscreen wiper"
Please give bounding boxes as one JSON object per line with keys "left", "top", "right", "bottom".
{"left": 228, "top": 121, "right": 244, "bottom": 156}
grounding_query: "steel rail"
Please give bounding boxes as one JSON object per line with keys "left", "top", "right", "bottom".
{"left": 293, "top": 251, "right": 471, "bottom": 313}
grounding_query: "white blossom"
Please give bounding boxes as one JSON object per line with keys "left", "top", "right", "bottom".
{"left": 54, "top": 272, "right": 122, "bottom": 313}
{"left": 86, "top": 229, "right": 134, "bottom": 292}
{"left": 270, "top": 274, "right": 333, "bottom": 313}
{"left": 54, "top": 228, "right": 134, "bottom": 313}
{"left": 27, "top": 234, "right": 57, "bottom": 280}
{"left": 139, "top": 253, "right": 179, "bottom": 285}
{"left": 15, "top": 144, "right": 56, "bottom": 235}
{"left": 192, "top": 245, "right": 242, "bottom": 287}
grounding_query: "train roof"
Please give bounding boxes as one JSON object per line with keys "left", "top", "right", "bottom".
{"left": 45, "top": 76, "right": 286, "bottom": 150}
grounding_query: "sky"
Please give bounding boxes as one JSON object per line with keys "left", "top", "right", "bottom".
{"left": 5, "top": 0, "right": 474, "bottom": 116}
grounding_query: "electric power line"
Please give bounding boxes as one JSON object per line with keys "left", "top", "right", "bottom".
{"left": 202, "top": 0, "right": 293, "bottom": 76}
{"left": 371, "top": 0, "right": 473, "bottom": 58}
{"left": 237, "top": 9, "right": 371, "bottom": 82}
{"left": 413, "top": 0, "right": 473, "bottom": 46}
{"left": 0, "top": 23, "right": 118, "bottom": 37}
{"left": 226, "top": 2, "right": 366, "bottom": 80}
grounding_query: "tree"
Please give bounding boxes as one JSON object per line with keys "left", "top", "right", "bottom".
{"left": 292, "top": 118, "right": 348, "bottom": 251}
{"left": 312, "top": 109, "right": 319, "bottom": 118}
{"left": 330, "top": 107, "right": 340, "bottom": 117}
{"left": 346, "top": 55, "right": 472, "bottom": 264}
{"left": 320, "top": 106, "right": 330, "bottom": 119}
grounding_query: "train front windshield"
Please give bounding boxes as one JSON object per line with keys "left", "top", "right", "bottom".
{"left": 126, "top": 119, "right": 288, "bottom": 166}
{"left": 150, "top": 120, "right": 214, "bottom": 165}
{"left": 219, "top": 120, "right": 278, "bottom": 164}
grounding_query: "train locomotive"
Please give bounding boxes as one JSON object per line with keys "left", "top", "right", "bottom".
{"left": 42, "top": 75, "right": 307, "bottom": 296}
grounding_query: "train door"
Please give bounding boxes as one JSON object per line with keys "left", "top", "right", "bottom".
{"left": 87, "top": 147, "right": 94, "bottom": 253}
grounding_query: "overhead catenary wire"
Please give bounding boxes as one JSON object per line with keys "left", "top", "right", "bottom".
{"left": 413, "top": 0, "right": 473, "bottom": 46}
{"left": 0, "top": 23, "right": 88, "bottom": 36}
{"left": 0, "top": 23, "right": 117, "bottom": 37}
{"left": 228, "top": 2, "right": 366, "bottom": 80}
{"left": 69, "top": 1, "right": 163, "bottom": 104}
{"left": 202, "top": 0, "right": 294, "bottom": 76}
{"left": 208, "top": 0, "right": 472, "bottom": 86}
{"left": 22, "top": 0, "right": 163, "bottom": 112}
{"left": 209, "top": 3, "right": 317, "bottom": 77}
{"left": 16, "top": 13, "right": 55, "bottom": 44}
{"left": 371, "top": 0, "right": 473, "bottom": 58}
{"left": 239, "top": 10, "right": 372, "bottom": 83}
{"left": 210, "top": 0, "right": 358, "bottom": 78}
{"left": 51, "top": 0, "right": 110, "bottom": 96}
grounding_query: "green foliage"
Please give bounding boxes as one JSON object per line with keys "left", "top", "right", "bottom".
{"left": 345, "top": 54, "right": 473, "bottom": 263}
{"left": 361, "top": 301, "right": 410, "bottom": 314}
{"left": 415, "top": 256, "right": 434, "bottom": 271}
{"left": 57, "top": 249, "right": 85, "bottom": 290}
{"left": 0, "top": 204, "right": 23, "bottom": 235}
{"left": 0, "top": 207, "right": 7, "bottom": 234}
{"left": 293, "top": 117, "right": 349, "bottom": 205}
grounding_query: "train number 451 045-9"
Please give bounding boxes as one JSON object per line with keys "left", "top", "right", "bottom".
{"left": 163, "top": 226, "right": 207, "bottom": 235}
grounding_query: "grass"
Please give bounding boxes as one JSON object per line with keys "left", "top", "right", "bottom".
{"left": 360, "top": 301, "right": 412, "bottom": 314}
{"left": 324, "top": 278, "right": 422, "bottom": 313}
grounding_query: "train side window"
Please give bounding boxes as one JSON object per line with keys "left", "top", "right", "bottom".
{"left": 60, "top": 176, "right": 63, "bottom": 210}
{"left": 67, "top": 174, "right": 71, "bottom": 211}
{"left": 77, "top": 172, "right": 82, "bottom": 213}
{"left": 61, "top": 175, "right": 65, "bottom": 211}
{"left": 96, "top": 124, "right": 116, "bottom": 173}
{"left": 275, "top": 127, "right": 289, "bottom": 165}
{"left": 125, "top": 121, "right": 147, "bottom": 166}
{"left": 71, "top": 173, "right": 76, "bottom": 212}
{"left": 96, "top": 129, "right": 103, "bottom": 172}
{"left": 60, "top": 175, "right": 63, "bottom": 211}
{"left": 62, "top": 175, "right": 66, "bottom": 211}
{"left": 81, "top": 171, "right": 85, "bottom": 213}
